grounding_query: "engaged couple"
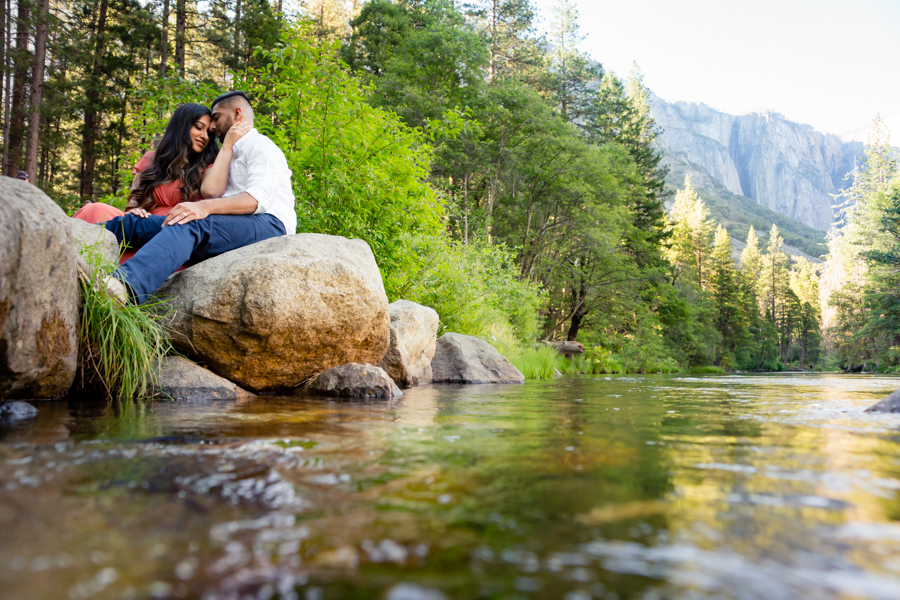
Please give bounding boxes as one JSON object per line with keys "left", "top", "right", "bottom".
{"left": 74, "top": 91, "right": 294, "bottom": 304}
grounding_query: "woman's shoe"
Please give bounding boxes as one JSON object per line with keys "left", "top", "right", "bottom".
{"left": 74, "top": 254, "right": 129, "bottom": 306}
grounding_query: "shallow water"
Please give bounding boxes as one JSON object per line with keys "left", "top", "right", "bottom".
{"left": 3, "top": 374, "right": 900, "bottom": 599}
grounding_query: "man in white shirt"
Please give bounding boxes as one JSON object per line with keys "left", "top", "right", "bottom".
{"left": 103, "top": 91, "right": 295, "bottom": 304}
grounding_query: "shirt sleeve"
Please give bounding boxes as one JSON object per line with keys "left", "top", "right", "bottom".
{"left": 243, "top": 140, "right": 284, "bottom": 216}
{"left": 131, "top": 151, "right": 155, "bottom": 175}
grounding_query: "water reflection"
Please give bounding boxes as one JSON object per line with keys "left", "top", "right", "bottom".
{"left": 1, "top": 374, "right": 900, "bottom": 599}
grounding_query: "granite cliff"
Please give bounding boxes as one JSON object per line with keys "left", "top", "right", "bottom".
{"left": 650, "top": 94, "right": 864, "bottom": 231}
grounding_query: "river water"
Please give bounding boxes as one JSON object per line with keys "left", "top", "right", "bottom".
{"left": 3, "top": 374, "right": 900, "bottom": 600}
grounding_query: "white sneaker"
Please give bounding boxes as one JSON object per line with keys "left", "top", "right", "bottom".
{"left": 103, "top": 275, "right": 129, "bottom": 306}
{"left": 74, "top": 253, "right": 130, "bottom": 306}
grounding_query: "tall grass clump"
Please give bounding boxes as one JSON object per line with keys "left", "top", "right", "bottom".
{"left": 77, "top": 243, "right": 171, "bottom": 400}
{"left": 508, "top": 345, "right": 563, "bottom": 379}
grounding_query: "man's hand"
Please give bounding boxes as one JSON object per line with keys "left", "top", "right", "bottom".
{"left": 125, "top": 207, "right": 151, "bottom": 218}
{"left": 164, "top": 201, "right": 210, "bottom": 226}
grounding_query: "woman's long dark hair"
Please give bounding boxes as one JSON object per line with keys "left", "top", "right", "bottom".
{"left": 129, "top": 103, "right": 218, "bottom": 211}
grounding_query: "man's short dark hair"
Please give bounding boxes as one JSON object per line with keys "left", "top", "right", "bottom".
{"left": 210, "top": 90, "right": 252, "bottom": 111}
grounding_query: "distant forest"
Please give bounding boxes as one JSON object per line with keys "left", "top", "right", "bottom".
{"left": 3, "top": 0, "right": 898, "bottom": 373}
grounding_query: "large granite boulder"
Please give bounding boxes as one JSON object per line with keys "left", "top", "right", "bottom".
{"left": 0, "top": 178, "right": 79, "bottom": 400}
{"left": 158, "top": 233, "right": 390, "bottom": 393}
{"left": 152, "top": 356, "right": 255, "bottom": 401}
{"left": 69, "top": 218, "right": 119, "bottom": 265}
{"left": 377, "top": 300, "right": 439, "bottom": 387}
{"left": 865, "top": 390, "right": 900, "bottom": 413}
{"left": 431, "top": 333, "right": 525, "bottom": 384}
{"left": 304, "top": 362, "right": 402, "bottom": 400}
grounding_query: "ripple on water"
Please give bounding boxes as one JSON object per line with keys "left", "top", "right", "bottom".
{"left": 2, "top": 375, "right": 900, "bottom": 599}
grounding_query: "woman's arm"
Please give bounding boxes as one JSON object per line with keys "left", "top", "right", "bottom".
{"left": 124, "top": 172, "right": 151, "bottom": 218}
{"left": 201, "top": 121, "right": 252, "bottom": 198}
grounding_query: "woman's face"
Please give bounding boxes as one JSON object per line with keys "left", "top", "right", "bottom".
{"left": 189, "top": 115, "right": 211, "bottom": 153}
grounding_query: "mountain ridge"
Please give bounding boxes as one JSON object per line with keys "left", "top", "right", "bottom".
{"left": 650, "top": 93, "right": 865, "bottom": 233}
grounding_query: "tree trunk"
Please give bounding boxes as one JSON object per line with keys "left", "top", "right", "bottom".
{"left": 0, "top": 0, "right": 9, "bottom": 172}
{"left": 80, "top": 0, "right": 108, "bottom": 200}
{"left": 233, "top": 0, "right": 241, "bottom": 67}
{"left": 175, "top": 0, "right": 185, "bottom": 77}
{"left": 488, "top": 0, "right": 497, "bottom": 82}
{"left": 6, "top": 0, "right": 31, "bottom": 176}
{"left": 159, "top": 0, "right": 169, "bottom": 75}
{"left": 25, "top": 0, "right": 49, "bottom": 181}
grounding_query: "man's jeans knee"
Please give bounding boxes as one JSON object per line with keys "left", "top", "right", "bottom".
{"left": 113, "top": 213, "right": 286, "bottom": 304}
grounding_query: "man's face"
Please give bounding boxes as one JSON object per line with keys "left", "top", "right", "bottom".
{"left": 208, "top": 104, "right": 236, "bottom": 142}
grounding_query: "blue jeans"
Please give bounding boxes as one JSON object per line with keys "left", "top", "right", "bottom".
{"left": 104, "top": 213, "right": 286, "bottom": 304}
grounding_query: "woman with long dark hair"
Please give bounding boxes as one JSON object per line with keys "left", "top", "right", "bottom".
{"left": 74, "top": 102, "right": 248, "bottom": 231}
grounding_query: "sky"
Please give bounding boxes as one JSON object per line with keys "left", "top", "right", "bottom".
{"left": 531, "top": 0, "right": 900, "bottom": 140}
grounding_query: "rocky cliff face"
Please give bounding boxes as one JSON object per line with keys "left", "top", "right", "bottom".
{"left": 651, "top": 94, "right": 864, "bottom": 231}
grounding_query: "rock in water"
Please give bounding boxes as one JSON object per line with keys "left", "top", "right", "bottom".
{"left": 0, "top": 401, "right": 38, "bottom": 421}
{"left": 378, "top": 300, "right": 439, "bottom": 387}
{"left": 158, "top": 234, "right": 390, "bottom": 393}
{"left": 864, "top": 390, "right": 900, "bottom": 413}
{"left": 431, "top": 333, "right": 525, "bottom": 384}
{"left": 69, "top": 218, "right": 119, "bottom": 265}
{"left": 305, "top": 363, "right": 402, "bottom": 399}
{"left": 0, "top": 178, "right": 79, "bottom": 400}
{"left": 152, "top": 356, "right": 255, "bottom": 401}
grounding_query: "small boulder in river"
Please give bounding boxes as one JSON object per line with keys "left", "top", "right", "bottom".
{"left": 864, "top": 390, "right": 900, "bottom": 413}
{"left": 158, "top": 233, "right": 390, "bottom": 393}
{"left": 0, "top": 178, "right": 79, "bottom": 400}
{"left": 152, "top": 356, "right": 255, "bottom": 402}
{"left": 304, "top": 362, "right": 402, "bottom": 399}
{"left": 0, "top": 401, "right": 38, "bottom": 421}
{"left": 378, "top": 300, "right": 439, "bottom": 387}
{"left": 431, "top": 333, "right": 525, "bottom": 384}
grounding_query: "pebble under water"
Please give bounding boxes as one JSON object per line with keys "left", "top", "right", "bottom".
{"left": 3, "top": 374, "right": 900, "bottom": 599}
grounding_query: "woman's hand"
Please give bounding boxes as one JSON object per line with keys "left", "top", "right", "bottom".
{"left": 223, "top": 121, "right": 252, "bottom": 151}
{"left": 125, "top": 206, "right": 151, "bottom": 218}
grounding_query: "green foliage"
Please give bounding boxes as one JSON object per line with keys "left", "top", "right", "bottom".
{"left": 76, "top": 243, "right": 172, "bottom": 401}
{"left": 241, "top": 25, "right": 449, "bottom": 285}
{"left": 388, "top": 234, "right": 543, "bottom": 341}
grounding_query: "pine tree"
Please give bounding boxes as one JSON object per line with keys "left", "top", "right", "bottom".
{"left": 667, "top": 175, "right": 713, "bottom": 288}
{"left": 708, "top": 225, "right": 744, "bottom": 367}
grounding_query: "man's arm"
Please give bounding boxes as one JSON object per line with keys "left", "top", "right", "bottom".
{"left": 163, "top": 192, "right": 259, "bottom": 226}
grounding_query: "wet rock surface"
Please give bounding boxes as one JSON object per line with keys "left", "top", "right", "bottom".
{"left": 305, "top": 362, "right": 402, "bottom": 399}
{"left": 0, "top": 177, "right": 79, "bottom": 400}
{"left": 0, "top": 401, "right": 38, "bottom": 421}
{"left": 378, "top": 300, "right": 439, "bottom": 387}
{"left": 152, "top": 356, "right": 255, "bottom": 402}
{"left": 158, "top": 233, "right": 390, "bottom": 393}
{"left": 431, "top": 332, "right": 524, "bottom": 384}
{"left": 864, "top": 389, "right": 900, "bottom": 413}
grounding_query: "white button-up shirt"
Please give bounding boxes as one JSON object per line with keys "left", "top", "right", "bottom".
{"left": 223, "top": 128, "right": 296, "bottom": 235}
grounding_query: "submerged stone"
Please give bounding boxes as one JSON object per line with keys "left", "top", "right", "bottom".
{"left": 0, "top": 401, "right": 38, "bottom": 421}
